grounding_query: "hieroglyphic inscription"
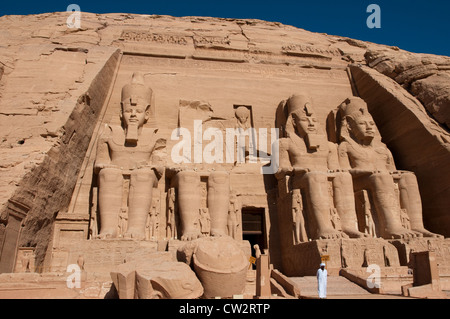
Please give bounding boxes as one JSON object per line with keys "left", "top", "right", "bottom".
{"left": 120, "top": 30, "right": 189, "bottom": 45}
{"left": 282, "top": 44, "right": 341, "bottom": 57}
{"left": 193, "top": 35, "right": 231, "bottom": 47}
{"left": 119, "top": 31, "right": 232, "bottom": 48}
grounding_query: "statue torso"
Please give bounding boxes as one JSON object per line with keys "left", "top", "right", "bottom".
{"left": 287, "top": 134, "right": 330, "bottom": 171}
{"left": 106, "top": 125, "right": 158, "bottom": 170}
{"left": 344, "top": 138, "right": 393, "bottom": 171}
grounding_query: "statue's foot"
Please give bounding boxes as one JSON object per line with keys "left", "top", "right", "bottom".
{"left": 181, "top": 231, "right": 203, "bottom": 241}
{"left": 124, "top": 228, "right": 146, "bottom": 240}
{"left": 341, "top": 227, "right": 369, "bottom": 239}
{"left": 385, "top": 228, "right": 422, "bottom": 240}
{"left": 317, "top": 229, "right": 347, "bottom": 240}
{"left": 210, "top": 229, "right": 228, "bottom": 237}
{"left": 412, "top": 228, "right": 444, "bottom": 239}
{"left": 96, "top": 229, "right": 116, "bottom": 239}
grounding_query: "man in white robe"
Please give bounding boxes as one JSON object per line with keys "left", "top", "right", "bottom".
{"left": 317, "top": 262, "right": 327, "bottom": 299}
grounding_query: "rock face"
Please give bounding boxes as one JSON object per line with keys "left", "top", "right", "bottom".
{"left": 0, "top": 12, "right": 449, "bottom": 298}
{"left": 365, "top": 49, "right": 450, "bottom": 129}
{"left": 0, "top": 44, "right": 120, "bottom": 271}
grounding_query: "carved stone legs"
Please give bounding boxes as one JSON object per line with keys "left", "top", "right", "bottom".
{"left": 355, "top": 172, "right": 418, "bottom": 239}
{"left": 298, "top": 171, "right": 344, "bottom": 240}
{"left": 97, "top": 168, "right": 123, "bottom": 239}
{"left": 397, "top": 172, "right": 443, "bottom": 238}
{"left": 175, "top": 171, "right": 203, "bottom": 241}
{"left": 208, "top": 171, "right": 230, "bottom": 237}
{"left": 174, "top": 170, "right": 230, "bottom": 241}
{"left": 333, "top": 172, "right": 367, "bottom": 238}
{"left": 97, "top": 167, "right": 157, "bottom": 239}
{"left": 125, "top": 168, "right": 157, "bottom": 239}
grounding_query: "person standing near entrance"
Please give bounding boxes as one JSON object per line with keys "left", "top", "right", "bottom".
{"left": 317, "top": 262, "right": 327, "bottom": 299}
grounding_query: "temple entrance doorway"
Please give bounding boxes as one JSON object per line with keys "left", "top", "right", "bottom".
{"left": 242, "top": 207, "right": 267, "bottom": 260}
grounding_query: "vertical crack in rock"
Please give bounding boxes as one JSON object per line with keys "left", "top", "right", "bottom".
{"left": 237, "top": 22, "right": 251, "bottom": 51}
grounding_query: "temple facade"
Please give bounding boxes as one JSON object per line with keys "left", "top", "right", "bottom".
{"left": 0, "top": 12, "right": 449, "bottom": 298}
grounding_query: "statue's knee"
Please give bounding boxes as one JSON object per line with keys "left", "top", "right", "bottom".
{"left": 400, "top": 172, "right": 417, "bottom": 185}
{"left": 208, "top": 171, "right": 229, "bottom": 185}
{"left": 98, "top": 167, "right": 122, "bottom": 183}
{"left": 131, "top": 168, "right": 156, "bottom": 183}
{"left": 176, "top": 171, "right": 199, "bottom": 185}
{"left": 370, "top": 172, "right": 392, "bottom": 185}
{"left": 305, "top": 171, "right": 327, "bottom": 184}
{"left": 333, "top": 172, "right": 352, "bottom": 186}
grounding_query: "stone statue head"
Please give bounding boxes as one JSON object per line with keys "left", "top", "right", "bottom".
{"left": 149, "top": 269, "right": 204, "bottom": 299}
{"left": 339, "top": 98, "right": 376, "bottom": 145}
{"left": 235, "top": 106, "right": 250, "bottom": 126}
{"left": 287, "top": 94, "right": 320, "bottom": 138}
{"left": 120, "top": 73, "right": 153, "bottom": 142}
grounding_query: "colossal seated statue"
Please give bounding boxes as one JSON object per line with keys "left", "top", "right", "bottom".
{"left": 276, "top": 94, "right": 366, "bottom": 240}
{"left": 94, "top": 73, "right": 164, "bottom": 240}
{"left": 336, "top": 97, "right": 442, "bottom": 239}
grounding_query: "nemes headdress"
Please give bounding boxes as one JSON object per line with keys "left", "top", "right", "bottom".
{"left": 334, "top": 97, "right": 380, "bottom": 143}
{"left": 338, "top": 97, "right": 369, "bottom": 120}
{"left": 287, "top": 94, "right": 314, "bottom": 117}
{"left": 121, "top": 72, "right": 153, "bottom": 106}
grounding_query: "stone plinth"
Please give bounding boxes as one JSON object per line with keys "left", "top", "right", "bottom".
{"left": 340, "top": 267, "right": 412, "bottom": 295}
{"left": 389, "top": 238, "right": 450, "bottom": 268}
{"left": 281, "top": 238, "right": 400, "bottom": 277}
{"left": 50, "top": 239, "right": 158, "bottom": 274}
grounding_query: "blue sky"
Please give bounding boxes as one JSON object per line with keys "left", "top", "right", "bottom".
{"left": 1, "top": 0, "right": 449, "bottom": 56}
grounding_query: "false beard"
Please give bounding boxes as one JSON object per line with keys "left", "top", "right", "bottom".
{"left": 125, "top": 123, "right": 139, "bottom": 144}
{"left": 305, "top": 133, "right": 326, "bottom": 150}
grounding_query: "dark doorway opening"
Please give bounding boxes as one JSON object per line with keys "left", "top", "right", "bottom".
{"left": 242, "top": 207, "right": 266, "bottom": 259}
